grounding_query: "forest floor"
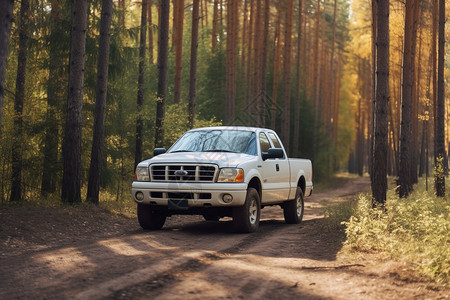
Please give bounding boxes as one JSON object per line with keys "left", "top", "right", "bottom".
{"left": 0, "top": 176, "right": 449, "bottom": 299}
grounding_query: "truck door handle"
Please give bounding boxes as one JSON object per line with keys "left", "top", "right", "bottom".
{"left": 276, "top": 164, "right": 279, "bottom": 172}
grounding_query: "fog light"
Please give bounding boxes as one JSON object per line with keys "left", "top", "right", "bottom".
{"left": 222, "top": 194, "right": 233, "bottom": 203}
{"left": 135, "top": 191, "right": 144, "bottom": 201}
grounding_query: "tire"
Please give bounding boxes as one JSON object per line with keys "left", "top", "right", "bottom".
{"left": 283, "top": 187, "right": 304, "bottom": 224}
{"left": 137, "top": 203, "right": 167, "bottom": 230}
{"left": 233, "top": 188, "right": 261, "bottom": 233}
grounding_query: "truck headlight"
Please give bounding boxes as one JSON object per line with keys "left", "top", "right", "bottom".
{"left": 217, "top": 168, "right": 244, "bottom": 183}
{"left": 134, "top": 166, "right": 150, "bottom": 181}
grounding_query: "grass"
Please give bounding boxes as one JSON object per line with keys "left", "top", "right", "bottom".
{"left": 337, "top": 179, "right": 450, "bottom": 285}
{"left": 314, "top": 172, "right": 362, "bottom": 192}
{"left": 98, "top": 190, "right": 136, "bottom": 217}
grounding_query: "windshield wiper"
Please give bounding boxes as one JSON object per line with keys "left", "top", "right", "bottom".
{"left": 203, "top": 149, "right": 237, "bottom": 153}
{"left": 170, "top": 150, "right": 194, "bottom": 153}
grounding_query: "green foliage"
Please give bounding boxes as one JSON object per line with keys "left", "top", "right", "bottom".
{"left": 323, "top": 198, "right": 358, "bottom": 232}
{"left": 163, "top": 102, "right": 222, "bottom": 148}
{"left": 343, "top": 181, "right": 450, "bottom": 284}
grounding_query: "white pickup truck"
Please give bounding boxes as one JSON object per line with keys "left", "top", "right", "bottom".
{"left": 132, "top": 126, "right": 313, "bottom": 233}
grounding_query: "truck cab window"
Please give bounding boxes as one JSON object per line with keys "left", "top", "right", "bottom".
{"left": 259, "top": 133, "right": 271, "bottom": 153}
{"left": 268, "top": 133, "right": 282, "bottom": 148}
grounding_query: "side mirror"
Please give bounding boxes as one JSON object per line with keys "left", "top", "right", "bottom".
{"left": 262, "top": 148, "right": 284, "bottom": 161}
{"left": 153, "top": 148, "right": 166, "bottom": 156}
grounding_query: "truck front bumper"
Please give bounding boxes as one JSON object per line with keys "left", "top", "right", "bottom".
{"left": 132, "top": 181, "right": 248, "bottom": 207}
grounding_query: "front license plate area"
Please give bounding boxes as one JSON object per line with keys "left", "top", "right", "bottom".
{"left": 168, "top": 199, "right": 188, "bottom": 210}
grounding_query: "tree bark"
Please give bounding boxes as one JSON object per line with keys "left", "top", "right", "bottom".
{"left": 397, "top": 0, "right": 418, "bottom": 198}
{"left": 312, "top": 0, "right": 321, "bottom": 158}
{"left": 188, "top": 0, "right": 199, "bottom": 128}
{"left": 281, "top": 0, "right": 293, "bottom": 153}
{"left": 62, "top": 0, "right": 88, "bottom": 204}
{"left": 212, "top": 0, "right": 218, "bottom": 50}
{"left": 293, "top": 0, "right": 303, "bottom": 157}
{"left": 10, "top": 0, "right": 30, "bottom": 202}
{"left": 86, "top": 0, "right": 113, "bottom": 204}
{"left": 371, "top": 0, "right": 389, "bottom": 206}
{"left": 173, "top": 0, "right": 184, "bottom": 104}
{"left": 148, "top": 0, "right": 154, "bottom": 65}
{"left": 135, "top": 0, "right": 147, "bottom": 168}
{"left": 225, "top": 0, "right": 238, "bottom": 124}
{"left": 435, "top": 0, "right": 445, "bottom": 197}
{"left": 0, "top": 0, "right": 14, "bottom": 136}
{"left": 410, "top": 2, "right": 420, "bottom": 185}
{"left": 252, "top": 0, "right": 263, "bottom": 126}
{"left": 271, "top": 0, "right": 283, "bottom": 129}
{"left": 155, "top": 0, "right": 170, "bottom": 147}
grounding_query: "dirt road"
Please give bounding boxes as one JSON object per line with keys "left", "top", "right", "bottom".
{"left": 1, "top": 177, "right": 448, "bottom": 299}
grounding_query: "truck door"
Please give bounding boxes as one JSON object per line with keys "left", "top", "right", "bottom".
{"left": 258, "top": 132, "right": 290, "bottom": 203}
{"left": 267, "top": 132, "right": 290, "bottom": 200}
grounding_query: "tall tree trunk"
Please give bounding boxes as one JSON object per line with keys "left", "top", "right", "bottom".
{"left": 241, "top": 0, "right": 248, "bottom": 66}
{"left": 435, "top": 0, "right": 445, "bottom": 197}
{"left": 292, "top": 0, "right": 303, "bottom": 157}
{"left": 42, "top": 0, "right": 66, "bottom": 196}
{"left": 10, "top": 0, "right": 30, "bottom": 202}
{"left": 260, "top": 0, "right": 269, "bottom": 126}
{"left": 212, "top": 0, "right": 218, "bottom": 50}
{"left": 86, "top": 0, "right": 113, "bottom": 204}
{"left": 432, "top": 0, "right": 437, "bottom": 158}
{"left": 369, "top": 0, "right": 377, "bottom": 181}
{"left": 0, "top": 0, "right": 14, "bottom": 136}
{"left": 148, "top": 0, "right": 154, "bottom": 65}
{"left": 188, "top": 0, "right": 199, "bottom": 128}
{"left": 173, "top": 0, "right": 184, "bottom": 104}
{"left": 397, "top": 0, "right": 418, "bottom": 198}
{"left": 281, "top": 0, "right": 293, "bottom": 153}
{"left": 410, "top": 4, "right": 420, "bottom": 185}
{"left": 271, "top": 0, "right": 283, "bottom": 129}
{"left": 245, "top": 0, "right": 255, "bottom": 109}
{"left": 135, "top": 0, "right": 147, "bottom": 168}
{"left": 371, "top": 0, "right": 389, "bottom": 206}
{"left": 61, "top": 0, "right": 88, "bottom": 204}
{"left": 155, "top": 0, "right": 170, "bottom": 147}
{"left": 252, "top": 0, "right": 263, "bottom": 126}
{"left": 312, "top": 0, "right": 321, "bottom": 158}
{"left": 225, "top": 0, "right": 238, "bottom": 124}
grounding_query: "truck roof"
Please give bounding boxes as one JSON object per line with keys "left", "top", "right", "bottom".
{"left": 189, "top": 126, "right": 274, "bottom": 132}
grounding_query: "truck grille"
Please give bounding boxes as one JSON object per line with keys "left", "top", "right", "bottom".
{"left": 150, "top": 164, "right": 218, "bottom": 182}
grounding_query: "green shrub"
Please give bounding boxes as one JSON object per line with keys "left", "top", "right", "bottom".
{"left": 343, "top": 181, "right": 450, "bottom": 284}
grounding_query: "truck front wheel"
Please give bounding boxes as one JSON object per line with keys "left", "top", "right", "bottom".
{"left": 137, "top": 203, "right": 167, "bottom": 230}
{"left": 233, "top": 188, "right": 261, "bottom": 233}
{"left": 283, "top": 187, "right": 304, "bottom": 224}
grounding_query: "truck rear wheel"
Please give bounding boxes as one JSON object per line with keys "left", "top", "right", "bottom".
{"left": 283, "top": 187, "right": 304, "bottom": 224}
{"left": 137, "top": 203, "right": 167, "bottom": 230}
{"left": 233, "top": 188, "right": 261, "bottom": 233}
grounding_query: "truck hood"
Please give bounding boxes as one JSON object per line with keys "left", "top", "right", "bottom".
{"left": 139, "top": 152, "right": 256, "bottom": 168}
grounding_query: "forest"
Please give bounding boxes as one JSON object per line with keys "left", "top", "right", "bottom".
{"left": 0, "top": 0, "right": 448, "bottom": 204}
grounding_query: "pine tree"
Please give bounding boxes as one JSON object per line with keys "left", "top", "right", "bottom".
{"left": 0, "top": 0, "right": 14, "bottom": 135}
{"left": 10, "top": 0, "right": 30, "bottom": 202}
{"left": 435, "top": 0, "right": 445, "bottom": 197}
{"left": 86, "top": 0, "right": 113, "bottom": 204}
{"left": 371, "top": 0, "right": 389, "bottom": 206}
{"left": 62, "top": 0, "right": 88, "bottom": 204}
{"left": 188, "top": 0, "right": 199, "bottom": 128}
{"left": 155, "top": 0, "right": 170, "bottom": 147}
{"left": 135, "top": 0, "right": 147, "bottom": 168}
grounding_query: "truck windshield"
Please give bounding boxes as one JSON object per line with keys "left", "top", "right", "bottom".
{"left": 169, "top": 130, "right": 257, "bottom": 155}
